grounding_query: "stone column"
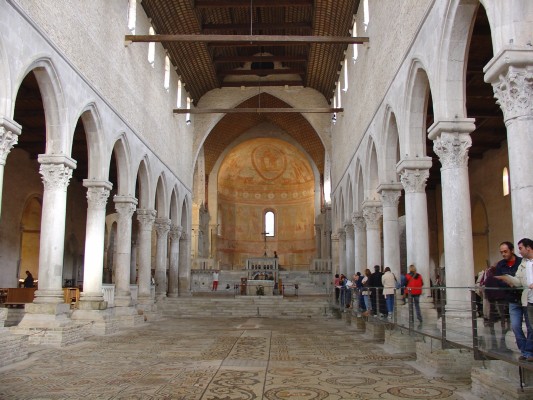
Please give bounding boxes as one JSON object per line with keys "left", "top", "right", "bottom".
{"left": 113, "top": 196, "right": 137, "bottom": 307}
{"left": 337, "top": 229, "right": 346, "bottom": 276}
{"left": 352, "top": 212, "right": 366, "bottom": 273}
{"left": 378, "top": 184, "right": 402, "bottom": 277}
{"left": 344, "top": 222, "right": 355, "bottom": 276}
{"left": 34, "top": 154, "right": 76, "bottom": 304}
{"left": 397, "top": 158, "right": 432, "bottom": 297}
{"left": 154, "top": 218, "right": 171, "bottom": 299}
{"left": 363, "top": 201, "right": 383, "bottom": 268}
{"left": 178, "top": 232, "right": 191, "bottom": 295}
{"left": 0, "top": 117, "right": 21, "bottom": 218}
{"left": 314, "top": 224, "right": 322, "bottom": 259}
{"left": 79, "top": 180, "right": 112, "bottom": 308}
{"left": 331, "top": 233, "right": 339, "bottom": 274}
{"left": 429, "top": 120, "right": 476, "bottom": 315}
{"left": 136, "top": 209, "right": 156, "bottom": 303}
{"left": 130, "top": 238, "right": 138, "bottom": 285}
{"left": 485, "top": 50, "right": 533, "bottom": 240}
{"left": 168, "top": 225, "right": 182, "bottom": 298}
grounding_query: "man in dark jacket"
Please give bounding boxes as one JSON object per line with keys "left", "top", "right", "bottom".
{"left": 369, "top": 265, "right": 385, "bottom": 316}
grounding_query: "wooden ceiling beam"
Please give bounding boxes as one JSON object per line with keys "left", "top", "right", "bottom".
{"left": 202, "top": 22, "right": 312, "bottom": 32}
{"left": 220, "top": 80, "right": 303, "bottom": 87}
{"left": 194, "top": 0, "right": 313, "bottom": 8}
{"left": 173, "top": 107, "right": 343, "bottom": 114}
{"left": 213, "top": 55, "right": 307, "bottom": 63}
{"left": 124, "top": 34, "right": 369, "bottom": 46}
{"left": 218, "top": 68, "right": 305, "bottom": 76}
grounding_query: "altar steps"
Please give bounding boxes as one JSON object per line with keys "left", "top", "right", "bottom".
{"left": 157, "top": 296, "right": 332, "bottom": 319}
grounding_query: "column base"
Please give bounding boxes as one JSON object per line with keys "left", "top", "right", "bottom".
{"left": 384, "top": 328, "right": 418, "bottom": 354}
{"left": 415, "top": 339, "right": 480, "bottom": 379}
{"left": 71, "top": 308, "right": 119, "bottom": 336}
{"left": 114, "top": 295, "right": 133, "bottom": 307}
{"left": 113, "top": 306, "right": 145, "bottom": 328}
{"left": 78, "top": 299, "right": 108, "bottom": 311}
{"left": 363, "top": 319, "right": 385, "bottom": 342}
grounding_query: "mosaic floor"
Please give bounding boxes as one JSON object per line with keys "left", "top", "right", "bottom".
{"left": 0, "top": 316, "right": 472, "bottom": 400}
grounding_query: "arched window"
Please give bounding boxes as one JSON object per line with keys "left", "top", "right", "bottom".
{"left": 164, "top": 56, "right": 170, "bottom": 91}
{"left": 363, "top": 0, "right": 370, "bottom": 31}
{"left": 127, "top": 0, "right": 136, "bottom": 34}
{"left": 336, "top": 81, "right": 342, "bottom": 108}
{"left": 148, "top": 26, "right": 155, "bottom": 67}
{"left": 265, "top": 211, "right": 275, "bottom": 237}
{"left": 503, "top": 167, "right": 510, "bottom": 196}
{"left": 352, "top": 21, "right": 359, "bottom": 61}
{"left": 186, "top": 96, "right": 191, "bottom": 125}
{"left": 176, "top": 79, "right": 182, "bottom": 108}
{"left": 343, "top": 58, "right": 348, "bottom": 92}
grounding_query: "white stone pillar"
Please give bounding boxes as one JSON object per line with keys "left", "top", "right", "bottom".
{"left": 331, "top": 233, "right": 339, "bottom": 274}
{"left": 352, "top": 212, "right": 366, "bottom": 273}
{"left": 113, "top": 195, "right": 137, "bottom": 307}
{"left": 168, "top": 225, "right": 182, "bottom": 298}
{"left": 130, "top": 238, "right": 138, "bottom": 285}
{"left": 154, "top": 218, "right": 171, "bottom": 299}
{"left": 397, "top": 158, "right": 432, "bottom": 297}
{"left": 136, "top": 209, "right": 156, "bottom": 302}
{"left": 80, "top": 180, "right": 112, "bottom": 308}
{"left": 0, "top": 117, "right": 21, "bottom": 218}
{"left": 344, "top": 222, "right": 355, "bottom": 276}
{"left": 485, "top": 50, "right": 533, "bottom": 241}
{"left": 35, "top": 154, "right": 76, "bottom": 304}
{"left": 378, "top": 184, "right": 402, "bottom": 277}
{"left": 178, "top": 232, "right": 191, "bottom": 295}
{"left": 314, "top": 224, "right": 322, "bottom": 259}
{"left": 363, "top": 201, "right": 383, "bottom": 268}
{"left": 337, "top": 229, "right": 346, "bottom": 275}
{"left": 430, "top": 120, "right": 476, "bottom": 315}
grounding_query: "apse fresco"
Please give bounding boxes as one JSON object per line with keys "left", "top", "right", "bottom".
{"left": 217, "top": 138, "right": 316, "bottom": 268}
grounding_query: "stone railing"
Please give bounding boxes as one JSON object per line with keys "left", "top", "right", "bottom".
{"left": 310, "top": 259, "right": 332, "bottom": 273}
{"left": 192, "top": 258, "right": 216, "bottom": 270}
{"left": 102, "top": 284, "right": 115, "bottom": 307}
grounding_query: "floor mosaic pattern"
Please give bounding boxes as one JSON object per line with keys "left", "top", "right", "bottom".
{"left": 0, "top": 317, "right": 471, "bottom": 399}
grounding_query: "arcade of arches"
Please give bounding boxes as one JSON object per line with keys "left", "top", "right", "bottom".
{"left": 0, "top": 0, "right": 532, "bottom": 396}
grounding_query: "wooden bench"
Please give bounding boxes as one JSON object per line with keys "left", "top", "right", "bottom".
{"left": 4, "top": 287, "right": 36, "bottom": 307}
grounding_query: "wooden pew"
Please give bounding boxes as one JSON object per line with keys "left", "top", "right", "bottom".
{"left": 4, "top": 287, "right": 36, "bottom": 307}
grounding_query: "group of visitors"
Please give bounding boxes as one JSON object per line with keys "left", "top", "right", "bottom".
{"left": 335, "top": 264, "right": 424, "bottom": 322}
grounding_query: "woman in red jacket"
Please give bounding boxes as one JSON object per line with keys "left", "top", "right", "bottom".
{"left": 405, "top": 264, "right": 424, "bottom": 322}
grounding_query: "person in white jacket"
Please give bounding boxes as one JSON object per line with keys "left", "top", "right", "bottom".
{"left": 382, "top": 267, "right": 397, "bottom": 319}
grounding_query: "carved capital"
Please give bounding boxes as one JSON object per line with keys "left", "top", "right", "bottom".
{"left": 337, "top": 228, "right": 346, "bottom": 240}
{"left": 155, "top": 218, "right": 171, "bottom": 238}
{"left": 39, "top": 159, "right": 75, "bottom": 191}
{"left": 491, "top": 65, "right": 533, "bottom": 121}
{"left": 344, "top": 221, "right": 354, "bottom": 239}
{"left": 363, "top": 205, "right": 383, "bottom": 229}
{"left": 136, "top": 209, "right": 156, "bottom": 231}
{"left": 380, "top": 189, "right": 401, "bottom": 208}
{"left": 433, "top": 133, "right": 471, "bottom": 170}
{"left": 180, "top": 232, "right": 189, "bottom": 241}
{"left": 0, "top": 119, "right": 21, "bottom": 165}
{"left": 169, "top": 225, "right": 183, "bottom": 241}
{"left": 400, "top": 168, "right": 429, "bottom": 193}
{"left": 351, "top": 212, "right": 366, "bottom": 232}
{"left": 114, "top": 195, "right": 138, "bottom": 220}
{"left": 86, "top": 186, "right": 110, "bottom": 210}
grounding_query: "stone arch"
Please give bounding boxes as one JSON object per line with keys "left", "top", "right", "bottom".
{"left": 180, "top": 194, "right": 191, "bottom": 231}
{"left": 155, "top": 174, "right": 168, "bottom": 218}
{"left": 14, "top": 58, "right": 67, "bottom": 154}
{"left": 355, "top": 161, "right": 365, "bottom": 211}
{"left": 110, "top": 135, "right": 133, "bottom": 196}
{"left": 0, "top": 34, "right": 11, "bottom": 116}
{"left": 338, "top": 187, "right": 345, "bottom": 230}
{"left": 76, "top": 104, "right": 106, "bottom": 181}
{"left": 437, "top": 0, "right": 480, "bottom": 119}
{"left": 364, "top": 140, "right": 380, "bottom": 201}
{"left": 135, "top": 157, "right": 152, "bottom": 209}
{"left": 403, "top": 60, "right": 433, "bottom": 157}
{"left": 346, "top": 176, "right": 354, "bottom": 218}
{"left": 382, "top": 107, "right": 401, "bottom": 184}
{"left": 170, "top": 187, "right": 179, "bottom": 225}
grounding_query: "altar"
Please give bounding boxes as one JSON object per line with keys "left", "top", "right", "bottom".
{"left": 246, "top": 280, "right": 276, "bottom": 296}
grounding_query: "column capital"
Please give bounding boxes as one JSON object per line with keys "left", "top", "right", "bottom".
{"left": 362, "top": 202, "right": 383, "bottom": 229}
{"left": 484, "top": 49, "right": 533, "bottom": 122}
{"left": 433, "top": 132, "right": 472, "bottom": 170}
{"left": 180, "top": 232, "right": 190, "bottom": 241}
{"left": 344, "top": 221, "right": 354, "bottom": 238}
{"left": 136, "top": 209, "right": 156, "bottom": 230}
{"left": 0, "top": 117, "right": 22, "bottom": 165}
{"left": 169, "top": 225, "right": 183, "bottom": 241}
{"left": 351, "top": 212, "right": 366, "bottom": 231}
{"left": 337, "top": 228, "right": 346, "bottom": 240}
{"left": 331, "top": 233, "right": 339, "bottom": 241}
{"left": 84, "top": 181, "right": 112, "bottom": 211}
{"left": 114, "top": 195, "right": 137, "bottom": 220}
{"left": 377, "top": 184, "right": 403, "bottom": 208}
{"left": 38, "top": 154, "right": 77, "bottom": 191}
{"left": 155, "top": 218, "right": 171, "bottom": 237}
{"left": 399, "top": 168, "right": 429, "bottom": 193}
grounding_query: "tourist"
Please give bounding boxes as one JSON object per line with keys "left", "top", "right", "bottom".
{"left": 369, "top": 265, "right": 384, "bottom": 317}
{"left": 361, "top": 269, "right": 372, "bottom": 317}
{"left": 405, "top": 264, "right": 423, "bottom": 323}
{"left": 334, "top": 273, "right": 340, "bottom": 304}
{"left": 494, "top": 241, "right": 522, "bottom": 333}
{"left": 212, "top": 270, "right": 219, "bottom": 291}
{"left": 381, "top": 267, "right": 396, "bottom": 319}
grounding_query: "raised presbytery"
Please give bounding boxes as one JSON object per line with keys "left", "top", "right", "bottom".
{"left": 0, "top": 0, "right": 532, "bottom": 398}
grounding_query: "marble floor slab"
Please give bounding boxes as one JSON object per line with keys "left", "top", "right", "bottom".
{"left": 0, "top": 316, "right": 471, "bottom": 399}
